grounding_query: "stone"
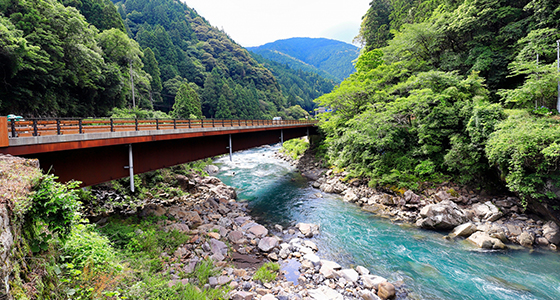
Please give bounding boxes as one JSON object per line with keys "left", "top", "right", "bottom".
{"left": 320, "top": 183, "right": 334, "bottom": 193}
{"left": 166, "top": 223, "right": 190, "bottom": 233}
{"left": 339, "top": 268, "right": 359, "bottom": 282}
{"left": 362, "top": 275, "right": 387, "bottom": 289}
{"left": 233, "top": 268, "right": 247, "bottom": 277}
{"left": 261, "top": 295, "right": 277, "bottom": 300}
{"left": 258, "top": 237, "right": 279, "bottom": 252}
{"left": 208, "top": 277, "right": 218, "bottom": 287}
{"left": 296, "top": 223, "right": 320, "bottom": 237}
{"left": 204, "top": 165, "right": 219, "bottom": 175}
{"left": 518, "top": 231, "right": 535, "bottom": 247}
{"left": 319, "top": 264, "right": 338, "bottom": 279}
{"left": 404, "top": 190, "right": 421, "bottom": 204}
{"left": 308, "top": 285, "right": 343, "bottom": 300}
{"left": 210, "top": 238, "right": 228, "bottom": 257}
{"left": 361, "top": 290, "right": 382, "bottom": 300}
{"left": 217, "top": 275, "right": 232, "bottom": 285}
{"left": 232, "top": 291, "right": 253, "bottom": 300}
{"left": 543, "top": 221, "right": 560, "bottom": 245}
{"left": 343, "top": 189, "right": 358, "bottom": 202}
{"left": 472, "top": 201, "right": 503, "bottom": 222}
{"left": 467, "top": 231, "right": 507, "bottom": 249}
{"left": 303, "top": 240, "right": 318, "bottom": 251}
{"left": 268, "top": 252, "right": 278, "bottom": 261}
{"left": 228, "top": 230, "right": 246, "bottom": 244}
{"left": 303, "top": 253, "right": 321, "bottom": 266}
{"left": 416, "top": 200, "right": 468, "bottom": 230}
{"left": 248, "top": 224, "right": 268, "bottom": 237}
{"left": 208, "top": 232, "right": 220, "bottom": 239}
{"left": 377, "top": 282, "right": 396, "bottom": 300}
{"left": 449, "top": 222, "right": 477, "bottom": 238}
{"left": 355, "top": 265, "right": 370, "bottom": 276}
{"left": 434, "top": 191, "right": 454, "bottom": 202}
{"left": 321, "top": 260, "right": 342, "bottom": 270}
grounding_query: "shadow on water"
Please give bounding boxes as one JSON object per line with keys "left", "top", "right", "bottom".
{"left": 215, "top": 146, "right": 560, "bottom": 300}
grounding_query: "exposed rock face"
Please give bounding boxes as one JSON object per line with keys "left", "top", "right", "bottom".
{"left": 416, "top": 200, "right": 468, "bottom": 229}
{"left": 543, "top": 221, "right": 560, "bottom": 245}
{"left": 204, "top": 165, "right": 220, "bottom": 176}
{"left": 467, "top": 231, "right": 507, "bottom": 249}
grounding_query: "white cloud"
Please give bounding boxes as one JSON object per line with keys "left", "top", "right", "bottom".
{"left": 183, "top": 0, "right": 370, "bottom": 47}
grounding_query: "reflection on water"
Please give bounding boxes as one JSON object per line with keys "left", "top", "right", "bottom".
{"left": 215, "top": 145, "right": 560, "bottom": 300}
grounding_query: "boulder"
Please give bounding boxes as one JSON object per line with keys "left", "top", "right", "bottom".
{"left": 343, "top": 189, "right": 358, "bottom": 202}
{"left": 467, "top": 231, "right": 507, "bottom": 249}
{"left": 472, "top": 201, "right": 503, "bottom": 222}
{"left": 543, "top": 221, "right": 560, "bottom": 245}
{"left": 355, "top": 265, "right": 370, "bottom": 275}
{"left": 228, "top": 230, "right": 246, "bottom": 244}
{"left": 319, "top": 264, "right": 338, "bottom": 279}
{"left": 404, "top": 190, "right": 421, "bottom": 204}
{"left": 204, "top": 165, "right": 220, "bottom": 175}
{"left": 320, "top": 183, "right": 334, "bottom": 193}
{"left": 377, "top": 282, "right": 396, "bottom": 300}
{"left": 518, "top": 231, "right": 535, "bottom": 247}
{"left": 296, "top": 223, "right": 320, "bottom": 237}
{"left": 449, "top": 222, "right": 477, "bottom": 238}
{"left": 339, "top": 268, "right": 359, "bottom": 282}
{"left": 248, "top": 224, "right": 268, "bottom": 237}
{"left": 232, "top": 291, "right": 253, "bottom": 300}
{"left": 362, "top": 275, "right": 387, "bottom": 289}
{"left": 415, "top": 200, "right": 468, "bottom": 229}
{"left": 321, "top": 260, "right": 342, "bottom": 270}
{"left": 258, "top": 237, "right": 278, "bottom": 252}
{"left": 167, "top": 207, "right": 203, "bottom": 227}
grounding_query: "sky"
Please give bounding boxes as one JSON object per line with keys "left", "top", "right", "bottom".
{"left": 184, "top": 0, "right": 371, "bottom": 47}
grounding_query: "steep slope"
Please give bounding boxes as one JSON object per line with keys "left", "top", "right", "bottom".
{"left": 248, "top": 37, "right": 360, "bottom": 81}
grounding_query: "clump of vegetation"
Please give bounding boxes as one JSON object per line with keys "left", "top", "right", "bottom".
{"left": 281, "top": 138, "right": 309, "bottom": 160}
{"left": 253, "top": 262, "right": 280, "bottom": 283}
{"left": 191, "top": 258, "right": 220, "bottom": 285}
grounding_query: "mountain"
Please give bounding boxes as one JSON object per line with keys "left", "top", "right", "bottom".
{"left": 250, "top": 53, "right": 336, "bottom": 113}
{"left": 248, "top": 38, "right": 360, "bottom": 82}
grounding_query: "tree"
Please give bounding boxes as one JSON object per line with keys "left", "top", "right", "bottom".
{"left": 171, "top": 82, "right": 202, "bottom": 119}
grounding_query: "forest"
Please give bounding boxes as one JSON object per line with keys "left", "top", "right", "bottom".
{"left": 0, "top": 0, "right": 331, "bottom": 120}
{"left": 316, "top": 0, "right": 560, "bottom": 219}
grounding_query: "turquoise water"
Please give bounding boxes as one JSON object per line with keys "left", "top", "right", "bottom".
{"left": 215, "top": 146, "right": 560, "bottom": 300}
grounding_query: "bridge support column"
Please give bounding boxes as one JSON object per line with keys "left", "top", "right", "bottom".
{"left": 125, "top": 144, "right": 135, "bottom": 192}
{"left": 228, "top": 134, "right": 232, "bottom": 162}
{"left": 281, "top": 129, "right": 284, "bottom": 145}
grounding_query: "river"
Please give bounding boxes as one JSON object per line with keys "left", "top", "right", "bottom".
{"left": 214, "top": 145, "right": 560, "bottom": 300}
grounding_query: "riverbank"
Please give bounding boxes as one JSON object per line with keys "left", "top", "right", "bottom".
{"left": 87, "top": 170, "right": 403, "bottom": 300}
{"left": 276, "top": 147, "right": 560, "bottom": 252}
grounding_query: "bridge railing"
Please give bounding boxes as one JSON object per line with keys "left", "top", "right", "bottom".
{"left": 7, "top": 118, "right": 318, "bottom": 138}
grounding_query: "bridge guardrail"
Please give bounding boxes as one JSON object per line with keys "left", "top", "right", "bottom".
{"left": 7, "top": 118, "right": 318, "bottom": 138}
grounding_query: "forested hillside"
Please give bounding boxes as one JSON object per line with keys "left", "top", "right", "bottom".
{"left": 248, "top": 38, "right": 360, "bottom": 82}
{"left": 0, "top": 0, "right": 318, "bottom": 119}
{"left": 317, "top": 0, "right": 560, "bottom": 220}
{"left": 251, "top": 53, "right": 336, "bottom": 114}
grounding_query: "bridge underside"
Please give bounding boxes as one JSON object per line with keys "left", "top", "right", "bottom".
{"left": 21, "top": 127, "right": 317, "bottom": 187}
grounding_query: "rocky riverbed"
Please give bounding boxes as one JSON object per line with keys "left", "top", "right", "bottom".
{"left": 88, "top": 171, "right": 402, "bottom": 300}
{"left": 276, "top": 148, "right": 560, "bottom": 252}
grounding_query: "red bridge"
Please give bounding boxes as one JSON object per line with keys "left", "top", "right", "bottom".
{"left": 0, "top": 116, "right": 318, "bottom": 187}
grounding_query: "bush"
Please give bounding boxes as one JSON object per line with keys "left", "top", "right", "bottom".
{"left": 281, "top": 138, "right": 309, "bottom": 160}
{"left": 486, "top": 110, "right": 560, "bottom": 205}
{"left": 62, "top": 224, "right": 118, "bottom": 270}
{"left": 191, "top": 258, "right": 220, "bottom": 285}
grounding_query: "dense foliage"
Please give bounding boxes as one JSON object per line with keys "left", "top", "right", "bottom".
{"left": 1, "top": 0, "right": 331, "bottom": 119}
{"left": 248, "top": 37, "right": 359, "bottom": 82}
{"left": 318, "top": 0, "right": 560, "bottom": 209}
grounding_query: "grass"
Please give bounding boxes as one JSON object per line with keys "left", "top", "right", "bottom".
{"left": 281, "top": 138, "right": 309, "bottom": 160}
{"left": 253, "top": 262, "right": 280, "bottom": 283}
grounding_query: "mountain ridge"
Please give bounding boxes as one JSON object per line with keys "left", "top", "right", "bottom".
{"left": 247, "top": 37, "right": 360, "bottom": 82}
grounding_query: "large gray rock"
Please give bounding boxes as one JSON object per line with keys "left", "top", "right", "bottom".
{"left": 247, "top": 224, "right": 268, "bottom": 237}
{"left": 361, "top": 275, "right": 387, "bottom": 289}
{"left": 416, "top": 200, "right": 468, "bottom": 229}
{"left": 404, "top": 190, "right": 421, "bottom": 204}
{"left": 543, "top": 221, "right": 560, "bottom": 245}
{"left": 467, "top": 231, "right": 507, "bottom": 249}
{"left": 339, "top": 268, "right": 359, "bottom": 282}
{"left": 360, "top": 290, "right": 382, "bottom": 300}
{"left": 258, "top": 237, "right": 278, "bottom": 252}
{"left": 472, "top": 201, "right": 503, "bottom": 222}
{"left": 449, "top": 222, "right": 477, "bottom": 238}
{"left": 296, "top": 223, "right": 320, "bottom": 237}
{"left": 518, "top": 231, "right": 535, "bottom": 247}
